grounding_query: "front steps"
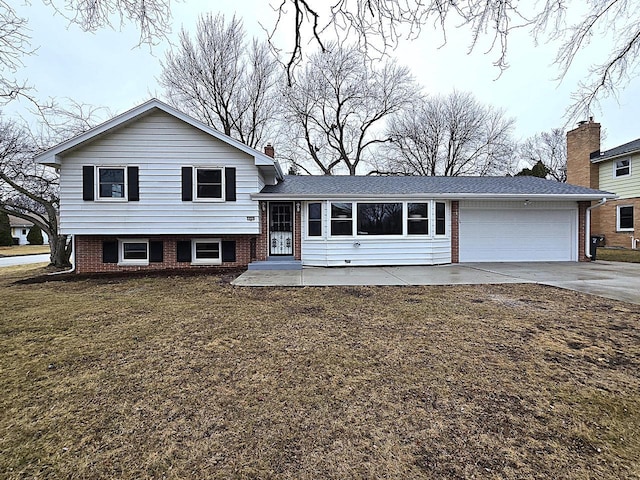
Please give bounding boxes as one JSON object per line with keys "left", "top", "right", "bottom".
{"left": 247, "top": 256, "right": 303, "bottom": 271}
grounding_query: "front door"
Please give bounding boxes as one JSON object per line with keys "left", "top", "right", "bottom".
{"left": 269, "top": 202, "right": 294, "bottom": 256}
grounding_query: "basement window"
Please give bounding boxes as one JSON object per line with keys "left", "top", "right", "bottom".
{"left": 192, "top": 239, "right": 222, "bottom": 265}
{"left": 119, "top": 239, "right": 149, "bottom": 265}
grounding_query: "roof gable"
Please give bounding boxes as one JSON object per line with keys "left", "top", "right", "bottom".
{"left": 35, "top": 99, "right": 283, "bottom": 178}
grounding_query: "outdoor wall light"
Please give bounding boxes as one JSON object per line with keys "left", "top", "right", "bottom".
{"left": 295, "top": 202, "right": 301, "bottom": 212}
{"left": 524, "top": 200, "right": 530, "bottom": 206}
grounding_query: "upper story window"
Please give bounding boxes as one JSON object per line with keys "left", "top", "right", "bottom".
{"left": 181, "top": 166, "right": 236, "bottom": 202}
{"left": 407, "top": 203, "right": 429, "bottom": 235}
{"left": 618, "top": 205, "right": 634, "bottom": 231}
{"left": 196, "top": 168, "right": 223, "bottom": 199}
{"left": 331, "top": 202, "right": 353, "bottom": 236}
{"left": 615, "top": 159, "right": 630, "bottom": 177}
{"left": 357, "top": 203, "right": 402, "bottom": 235}
{"left": 307, "top": 202, "right": 322, "bottom": 236}
{"left": 83, "top": 166, "right": 139, "bottom": 202}
{"left": 98, "top": 167, "right": 125, "bottom": 198}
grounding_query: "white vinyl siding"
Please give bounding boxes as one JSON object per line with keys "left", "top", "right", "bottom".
{"left": 599, "top": 154, "right": 640, "bottom": 199}
{"left": 59, "top": 110, "right": 264, "bottom": 235}
{"left": 459, "top": 201, "right": 577, "bottom": 262}
{"left": 301, "top": 200, "right": 451, "bottom": 266}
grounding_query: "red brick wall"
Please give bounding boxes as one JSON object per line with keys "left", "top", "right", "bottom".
{"left": 294, "top": 204, "right": 302, "bottom": 261}
{"left": 451, "top": 201, "right": 459, "bottom": 263}
{"left": 578, "top": 201, "right": 589, "bottom": 262}
{"left": 74, "top": 234, "right": 259, "bottom": 274}
{"left": 591, "top": 198, "right": 640, "bottom": 248}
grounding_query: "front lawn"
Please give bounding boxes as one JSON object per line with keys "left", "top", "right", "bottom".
{"left": 0, "top": 245, "right": 50, "bottom": 257}
{"left": 1, "top": 266, "right": 639, "bottom": 479}
{"left": 597, "top": 247, "right": 640, "bottom": 263}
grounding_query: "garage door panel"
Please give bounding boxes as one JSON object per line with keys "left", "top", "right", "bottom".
{"left": 459, "top": 208, "right": 576, "bottom": 262}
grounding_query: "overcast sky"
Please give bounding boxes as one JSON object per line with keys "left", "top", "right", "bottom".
{"left": 8, "top": 0, "right": 640, "bottom": 151}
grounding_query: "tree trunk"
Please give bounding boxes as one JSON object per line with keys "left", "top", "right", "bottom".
{"left": 50, "top": 234, "right": 72, "bottom": 268}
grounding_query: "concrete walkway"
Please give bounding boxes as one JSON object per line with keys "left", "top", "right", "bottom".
{"left": 232, "top": 261, "right": 640, "bottom": 305}
{"left": 0, "top": 254, "right": 50, "bottom": 268}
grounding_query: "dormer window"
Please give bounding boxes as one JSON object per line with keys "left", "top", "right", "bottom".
{"left": 615, "top": 159, "right": 630, "bottom": 177}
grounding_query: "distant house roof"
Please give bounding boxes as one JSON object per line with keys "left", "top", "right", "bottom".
{"left": 34, "top": 98, "right": 284, "bottom": 179}
{"left": 254, "top": 175, "right": 615, "bottom": 201}
{"left": 591, "top": 137, "right": 640, "bottom": 163}
{"left": 8, "top": 215, "right": 34, "bottom": 228}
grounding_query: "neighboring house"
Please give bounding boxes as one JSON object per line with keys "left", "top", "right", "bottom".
{"left": 567, "top": 119, "right": 640, "bottom": 249}
{"left": 36, "top": 99, "right": 615, "bottom": 274}
{"left": 8, "top": 215, "right": 49, "bottom": 246}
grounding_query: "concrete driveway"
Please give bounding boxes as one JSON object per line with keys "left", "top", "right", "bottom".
{"left": 232, "top": 261, "right": 640, "bottom": 305}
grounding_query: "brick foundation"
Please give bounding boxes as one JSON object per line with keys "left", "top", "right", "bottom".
{"left": 74, "top": 234, "right": 259, "bottom": 274}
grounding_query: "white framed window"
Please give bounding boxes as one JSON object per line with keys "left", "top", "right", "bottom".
{"left": 617, "top": 205, "right": 634, "bottom": 231}
{"left": 407, "top": 203, "right": 429, "bottom": 235}
{"left": 192, "top": 239, "right": 222, "bottom": 265}
{"left": 330, "top": 202, "right": 353, "bottom": 236}
{"left": 119, "top": 239, "right": 149, "bottom": 265}
{"left": 307, "top": 202, "right": 323, "bottom": 237}
{"left": 614, "top": 159, "right": 631, "bottom": 177}
{"left": 98, "top": 167, "right": 126, "bottom": 200}
{"left": 357, "top": 203, "right": 403, "bottom": 235}
{"left": 195, "top": 167, "right": 224, "bottom": 201}
{"left": 435, "top": 202, "right": 447, "bottom": 235}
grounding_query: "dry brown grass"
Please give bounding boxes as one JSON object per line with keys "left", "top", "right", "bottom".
{"left": 0, "top": 245, "right": 50, "bottom": 257}
{"left": 1, "top": 267, "right": 639, "bottom": 479}
{"left": 597, "top": 248, "right": 640, "bottom": 263}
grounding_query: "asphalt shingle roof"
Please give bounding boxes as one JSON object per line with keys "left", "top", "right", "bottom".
{"left": 591, "top": 138, "right": 640, "bottom": 162}
{"left": 259, "top": 175, "right": 614, "bottom": 197}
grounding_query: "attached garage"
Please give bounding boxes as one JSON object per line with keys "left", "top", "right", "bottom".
{"left": 459, "top": 201, "right": 578, "bottom": 262}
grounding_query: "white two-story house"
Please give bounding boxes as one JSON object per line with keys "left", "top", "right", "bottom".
{"left": 37, "top": 99, "right": 615, "bottom": 274}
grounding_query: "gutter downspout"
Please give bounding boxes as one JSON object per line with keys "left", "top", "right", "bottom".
{"left": 48, "top": 235, "right": 76, "bottom": 275}
{"left": 585, "top": 199, "right": 607, "bottom": 259}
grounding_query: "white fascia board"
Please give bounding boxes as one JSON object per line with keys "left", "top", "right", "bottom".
{"left": 34, "top": 98, "right": 282, "bottom": 178}
{"left": 251, "top": 193, "right": 619, "bottom": 201}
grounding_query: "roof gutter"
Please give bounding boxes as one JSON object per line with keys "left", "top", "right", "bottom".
{"left": 585, "top": 198, "right": 607, "bottom": 259}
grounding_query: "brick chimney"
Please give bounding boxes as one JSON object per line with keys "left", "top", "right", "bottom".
{"left": 264, "top": 143, "right": 275, "bottom": 158}
{"left": 566, "top": 118, "right": 600, "bottom": 189}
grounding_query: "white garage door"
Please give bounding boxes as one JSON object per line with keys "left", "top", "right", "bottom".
{"left": 459, "top": 207, "right": 577, "bottom": 262}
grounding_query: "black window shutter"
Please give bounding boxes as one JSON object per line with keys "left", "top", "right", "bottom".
{"left": 225, "top": 167, "right": 236, "bottom": 201}
{"left": 222, "top": 241, "right": 236, "bottom": 263}
{"left": 82, "top": 166, "right": 94, "bottom": 201}
{"left": 149, "top": 241, "right": 163, "bottom": 263}
{"left": 127, "top": 166, "right": 139, "bottom": 201}
{"left": 102, "top": 240, "right": 118, "bottom": 263}
{"left": 176, "top": 240, "right": 192, "bottom": 262}
{"left": 182, "top": 167, "right": 193, "bottom": 201}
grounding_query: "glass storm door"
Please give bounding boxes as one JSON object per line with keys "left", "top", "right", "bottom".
{"left": 269, "top": 203, "right": 294, "bottom": 256}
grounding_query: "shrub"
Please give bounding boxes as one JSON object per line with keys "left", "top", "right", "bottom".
{"left": 27, "top": 224, "right": 44, "bottom": 245}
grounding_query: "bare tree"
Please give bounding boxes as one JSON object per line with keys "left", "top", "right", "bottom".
{"left": 281, "top": 43, "right": 417, "bottom": 175}
{"left": 519, "top": 128, "right": 567, "bottom": 182}
{"left": 379, "top": 91, "right": 516, "bottom": 176}
{"left": 160, "top": 14, "right": 280, "bottom": 149}
{"left": 268, "top": 1, "right": 640, "bottom": 118}
{"left": 0, "top": 102, "right": 105, "bottom": 267}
